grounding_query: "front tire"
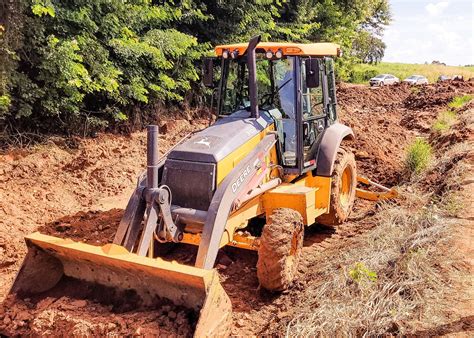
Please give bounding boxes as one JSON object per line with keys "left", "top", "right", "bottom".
{"left": 316, "top": 147, "right": 357, "bottom": 226}
{"left": 257, "top": 208, "right": 304, "bottom": 291}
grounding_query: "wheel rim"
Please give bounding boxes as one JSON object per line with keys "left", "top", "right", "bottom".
{"left": 340, "top": 164, "right": 353, "bottom": 208}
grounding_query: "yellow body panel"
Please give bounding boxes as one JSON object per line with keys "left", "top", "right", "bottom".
{"left": 215, "top": 42, "right": 341, "bottom": 57}
{"left": 263, "top": 184, "right": 319, "bottom": 225}
{"left": 302, "top": 175, "right": 332, "bottom": 211}
{"left": 216, "top": 125, "right": 275, "bottom": 185}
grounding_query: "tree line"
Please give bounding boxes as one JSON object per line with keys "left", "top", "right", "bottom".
{"left": 0, "top": 0, "right": 390, "bottom": 138}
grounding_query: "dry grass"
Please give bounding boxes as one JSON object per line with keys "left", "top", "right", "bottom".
{"left": 285, "top": 191, "right": 455, "bottom": 336}
{"left": 285, "top": 98, "right": 473, "bottom": 337}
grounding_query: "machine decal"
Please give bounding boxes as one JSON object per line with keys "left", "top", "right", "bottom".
{"left": 194, "top": 136, "right": 211, "bottom": 148}
{"left": 232, "top": 165, "right": 252, "bottom": 193}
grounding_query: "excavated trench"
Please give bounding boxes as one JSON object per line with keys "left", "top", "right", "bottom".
{"left": 1, "top": 80, "right": 473, "bottom": 335}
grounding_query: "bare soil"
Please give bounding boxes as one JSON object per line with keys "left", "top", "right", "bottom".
{"left": 1, "top": 81, "right": 473, "bottom": 336}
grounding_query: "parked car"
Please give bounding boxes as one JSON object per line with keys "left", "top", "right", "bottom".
{"left": 437, "top": 75, "right": 451, "bottom": 82}
{"left": 438, "top": 74, "right": 464, "bottom": 82}
{"left": 403, "top": 75, "right": 428, "bottom": 85}
{"left": 369, "top": 74, "right": 400, "bottom": 87}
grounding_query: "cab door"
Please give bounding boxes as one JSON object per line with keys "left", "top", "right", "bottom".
{"left": 299, "top": 58, "right": 328, "bottom": 171}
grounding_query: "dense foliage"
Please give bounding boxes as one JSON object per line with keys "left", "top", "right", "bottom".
{"left": 0, "top": 0, "right": 391, "bottom": 137}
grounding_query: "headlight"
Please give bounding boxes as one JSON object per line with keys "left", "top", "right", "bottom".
{"left": 275, "top": 49, "right": 283, "bottom": 58}
{"left": 265, "top": 50, "right": 274, "bottom": 59}
{"left": 230, "top": 49, "right": 239, "bottom": 59}
{"left": 222, "top": 49, "right": 230, "bottom": 59}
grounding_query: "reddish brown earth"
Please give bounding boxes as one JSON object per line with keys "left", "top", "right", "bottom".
{"left": 0, "top": 81, "right": 473, "bottom": 336}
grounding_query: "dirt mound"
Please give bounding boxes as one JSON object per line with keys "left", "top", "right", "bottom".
{"left": 337, "top": 83, "right": 412, "bottom": 110}
{"left": 337, "top": 84, "right": 413, "bottom": 185}
{"left": 0, "top": 118, "right": 206, "bottom": 301}
{"left": 404, "top": 80, "right": 474, "bottom": 110}
{"left": 399, "top": 81, "right": 474, "bottom": 133}
{"left": 0, "top": 278, "right": 194, "bottom": 336}
{"left": 337, "top": 81, "right": 474, "bottom": 185}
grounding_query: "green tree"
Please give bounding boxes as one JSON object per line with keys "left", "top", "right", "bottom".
{"left": 2, "top": 0, "right": 205, "bottom": 135}
{"left": 1, "top": 0, "right": 392, "bottom": 139}
{"left": 352, "top": 30, "right": 386, "bottom": 64}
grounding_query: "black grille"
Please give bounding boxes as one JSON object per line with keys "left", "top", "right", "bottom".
{"left": 162, "top": 159, "right": 216, "bottom": 211}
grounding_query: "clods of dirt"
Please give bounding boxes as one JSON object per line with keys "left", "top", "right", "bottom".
{"left": 0, "top": 277, "right": 195, "bottom": 336}
{"left": 38, "top": 209, "right": 123, "bottom": 245}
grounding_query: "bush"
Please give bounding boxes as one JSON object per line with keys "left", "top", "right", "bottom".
{"left": 448, "top": 95, "right": 472, "bottom": 109}
{"left": 1, "top": 0, "right": 204, "bottom": 135}
{"left": 348, "top": 65, "right": 378, "bottom": 83}
{"left": 405, "top": 138, "right": 432, "bottom": 174}
{"left": 432, "top": 110, "right": 456, "bottom": 133}
{"left": 0, "top": 95, "right": 11, "bottom": 113}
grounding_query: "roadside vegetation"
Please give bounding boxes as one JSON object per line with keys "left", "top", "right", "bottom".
{"left": 432, "top": 95, "right": 472, "bottom": 134}
{"left": 448, "top": 94, "right": 473, "bottom": 109}
{"left": 432, "top": 110, "right": 457, "bottom": 133}
{"left": 350, "top": 62, "right": 474, "bottom": 84}
{"left": 286, "top": 195, "right": 452, "bottom": 336}
{"left": 405, "top": 138, "right": 432, "bottom": 175}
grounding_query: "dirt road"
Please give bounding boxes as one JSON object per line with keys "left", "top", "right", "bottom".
{"left": 0, "top": 81, "right": 473, "bottom": 335}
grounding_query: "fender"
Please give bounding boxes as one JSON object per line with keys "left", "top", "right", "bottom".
{"left": 315, "top": 122, "right": 355, "bottom": 177}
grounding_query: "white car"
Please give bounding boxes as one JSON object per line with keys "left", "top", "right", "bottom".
{"left": 369, "top": 74, "right": 400, "bottom": 87}
{"left": 403, "top": 75, "right": 428, "bottom": 85}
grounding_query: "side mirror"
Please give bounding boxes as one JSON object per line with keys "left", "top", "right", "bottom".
{"left": 202, "top": 58, "right": 214, "bottom": 88}
{"left": 306, "top": 58, "right": 320, "bottom": 88}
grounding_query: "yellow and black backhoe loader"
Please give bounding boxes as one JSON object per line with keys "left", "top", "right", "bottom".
{"left": 9, "top": 36, "right": 397, "bottom": 336}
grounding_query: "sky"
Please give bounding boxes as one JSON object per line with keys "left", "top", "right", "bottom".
{"left": 383, "top": 0, "right": 474, "bottom": 65}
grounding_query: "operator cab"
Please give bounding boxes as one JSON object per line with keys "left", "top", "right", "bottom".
{"left": 204, "top": 39, "right": 341, "bottom": 175}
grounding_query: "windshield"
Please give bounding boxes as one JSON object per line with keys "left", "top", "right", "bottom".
{"left": 375, "top": 75, "right": 386, "bottom": 79}
{"left": 219, "top": 56, "right": 295, "bottom": 117}
{"left": 407, "top": 76, "right": 418, "bottom": 79}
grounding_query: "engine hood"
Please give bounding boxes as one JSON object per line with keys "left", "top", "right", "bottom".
{"left": 168, "top": 110, "right": 274, "bottom": 163}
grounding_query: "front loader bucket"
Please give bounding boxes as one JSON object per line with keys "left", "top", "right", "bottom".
{"left": 10, "top": 232, "right": 232, "bottom": 337}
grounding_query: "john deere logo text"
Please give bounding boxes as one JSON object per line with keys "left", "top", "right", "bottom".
{"left": 232, "top": 166, "right": 251, "bottom": 193}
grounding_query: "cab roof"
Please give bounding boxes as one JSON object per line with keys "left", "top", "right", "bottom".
{"left": 215, "top": 42, "right": 341, "bottom": 57}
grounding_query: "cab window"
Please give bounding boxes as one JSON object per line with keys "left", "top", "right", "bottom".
{"left": 301, "top": 58, "right": 325, "bottom": 163}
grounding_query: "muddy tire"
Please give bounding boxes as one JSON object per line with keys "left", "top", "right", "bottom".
{"left": 316, "top": 147, "right": 357, "bottom": 226}
{"left": 257, "top": 208, "right": 304, "bottom": 291}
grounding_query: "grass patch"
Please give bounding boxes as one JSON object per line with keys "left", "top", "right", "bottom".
{"left": 405, "top": 139, "right": 432, "bottom": 174}
{"left": 448, "top": 95, "right": 472, "bottom": 109}
{"left": 432, "top": 110, "right": 457, "bottom": 133}
{"left": 349, "top": 62, "right": 474, "bottom": 84}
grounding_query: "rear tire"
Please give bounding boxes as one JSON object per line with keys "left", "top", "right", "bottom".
{"left": 257, "top": 208, "right": 304, "bottom": 291}
{"left": 316, "top": 147, "right": 357, "bottom": 226}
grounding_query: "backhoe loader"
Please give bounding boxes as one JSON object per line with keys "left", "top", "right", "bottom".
{"left": 9, "top": 36, "right": 397, "bottom": 336}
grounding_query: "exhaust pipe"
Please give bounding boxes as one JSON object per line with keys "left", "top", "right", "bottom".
{"left": 147, "top": 125, "right": 159, "bottom": 189}
{"left": 247, "top": 35, "right": 261, "bottom": 119}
